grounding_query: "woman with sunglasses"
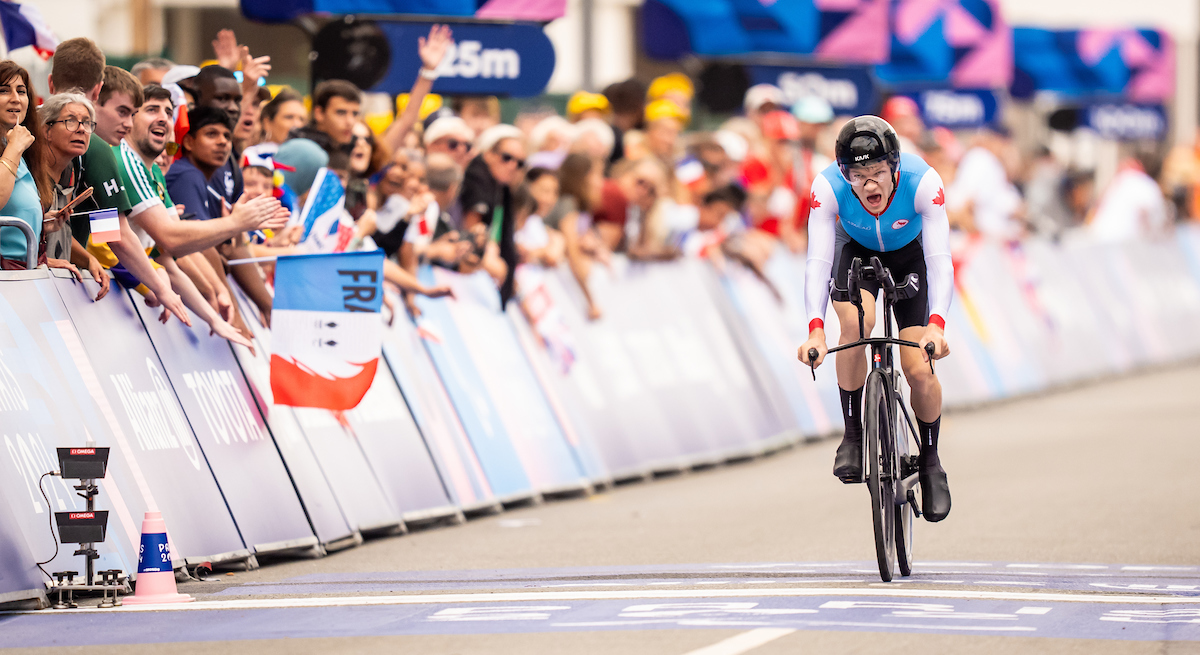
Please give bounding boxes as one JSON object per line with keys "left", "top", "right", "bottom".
{"left": 39, "top": 91, "right": 110, "bottom": 297}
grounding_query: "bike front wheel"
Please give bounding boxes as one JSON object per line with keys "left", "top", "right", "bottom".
{"left": 864, "top": 369, "right": 896, "bottom": 582}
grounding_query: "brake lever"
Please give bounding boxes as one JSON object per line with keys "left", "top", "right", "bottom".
{"left": 808, "top": 348, "right": 819, "bottom": 381}
{"left": 924, "top": 342, "right": 936, "bottom": 375}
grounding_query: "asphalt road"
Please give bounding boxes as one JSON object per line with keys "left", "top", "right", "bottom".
{"left": 3, "top": 364, "right": 1199, "bottom": 654}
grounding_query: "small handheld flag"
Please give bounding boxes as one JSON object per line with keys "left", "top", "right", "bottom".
{"left": 82, "top": 208, "right": 121, "bottom": 244}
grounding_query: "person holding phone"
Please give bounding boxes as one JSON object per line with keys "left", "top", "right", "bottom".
{"left": 40, "top": 91, "right": 110, "bottom": 299}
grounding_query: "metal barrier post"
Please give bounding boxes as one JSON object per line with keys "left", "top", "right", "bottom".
{"left": 0, "top": 217, "right": 37, "bottom": 269}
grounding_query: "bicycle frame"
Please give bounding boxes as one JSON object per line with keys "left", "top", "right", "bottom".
{"left": 823, "top": 256, "right": 928, "bottom": 505}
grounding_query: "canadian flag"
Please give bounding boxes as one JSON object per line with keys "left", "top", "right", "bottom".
{"left": 269, "top": 250, "right": 384, "bottom": 410}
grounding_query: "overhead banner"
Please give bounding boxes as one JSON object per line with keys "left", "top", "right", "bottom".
{"left": 371, "top": 21, "right": 555, "bottom": 98}
{"left": 747, "top": 64, "right": 878, "bottom": 116}
{"left": 1011, "top": 27, "right": 1174, "bottom": 101}
{"left": 52, "top": 275, "right": 249, "bottom": 567}
{"left": 132, "top": 292, "right": 320, "bottom": 555}
{"left": 241, "top": 0, "right": 565, "bottom": 23}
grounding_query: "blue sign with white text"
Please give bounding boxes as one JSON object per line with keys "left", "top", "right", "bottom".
{"left": 747, "top": 65, "right": 878, "bottom": 116}
{"left": 897, "top": 88, "right": 998, "bottom": 128}
{"left": 1085, "top": 103, "right": 1167, "bottom": 140}
{"left": 372, "top": 22, "right": 555, "bottom": 98}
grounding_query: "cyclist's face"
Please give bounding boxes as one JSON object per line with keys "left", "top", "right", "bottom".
{"left": 849, "top": 161, "right": 894, "bottom": 213}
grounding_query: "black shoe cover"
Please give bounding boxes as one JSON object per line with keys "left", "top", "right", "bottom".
{"left": 832, "top": 436, "right": 862, "bottom": 483}
{"left": 920, "top": 465, "right": 951, "bottom": 522}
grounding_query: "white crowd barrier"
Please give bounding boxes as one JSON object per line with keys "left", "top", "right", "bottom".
{"left": 2, "top": 227, "right": 1199, "bottom": 605}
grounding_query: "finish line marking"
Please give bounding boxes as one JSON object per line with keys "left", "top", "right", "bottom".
{"left": 8, "top": 586, "right": 1200, "bottom": 615}
{"left": 683, "top": 628, "right": 797, "bottom": 655}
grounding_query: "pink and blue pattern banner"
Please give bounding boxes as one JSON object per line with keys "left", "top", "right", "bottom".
{"left": 1011, "top": 27, "right": 1174, "bottom": 102}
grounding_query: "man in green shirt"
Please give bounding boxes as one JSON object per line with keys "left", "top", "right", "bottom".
{"left": 112, "top": 84, "right": 251, "bottom": 349}
{"left": 49, "top": 36, "right": 190, "bottom": 326}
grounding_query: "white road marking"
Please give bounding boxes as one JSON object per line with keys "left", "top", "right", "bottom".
{"left": 9, "top": 586, "right": 1200, "bottom": 615}
{"left": 681, "top": 628, "right": 796, "bottom": 655}
{"left": 977, "top": 581, "right": 1046, "bottom": 587}
{"left": 1015, "top": 607, "right": 1053, "bottom": 615}
{"left": 1007, "top": 564, "right": 1107, "bottom": 570}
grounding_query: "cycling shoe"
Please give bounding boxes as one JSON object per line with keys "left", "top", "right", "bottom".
{"left": 832, "top": 436, "right": 862, "bottom": 483}
{"left": 919, "top": 464, "right": 951, "bottom": 522}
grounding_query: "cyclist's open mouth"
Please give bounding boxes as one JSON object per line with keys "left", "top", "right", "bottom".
{"left": 867, "top": 193, "right": 883, "bottom": 205}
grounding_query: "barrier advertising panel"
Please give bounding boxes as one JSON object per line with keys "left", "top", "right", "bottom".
{"left": 430, "top": 268, "right": 590, "bottom": 494}
{"left": 0, "top": 480, "right": 44, "bottom": 605}
{"left": 0, "top": 274, "right": 140, "bottom": 575}
{"left": 719, "top": 256, "right": 837, "bottom": 438}
{"left": 381, "top": 291, "right": 500, "bottom": 512}
{"left": 52, "top": 275, "right": 248, "bottom": 565}
{"left": 319, "top": 361, "right": 460, "bottom": 524}
{"left": 228, "top": 289, "right": 358, "bottom": 547}
{"left": 133, "top": 291, "right": 319, "bottom": 554}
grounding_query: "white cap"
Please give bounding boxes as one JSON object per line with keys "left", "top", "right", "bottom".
{"left": 528, "top": 114, "right": 574, "bottom": 152}
{"left": 161, "top": 65, "right": 200, "bottom": 88}
{"left": 713, "top": 129, "right": 749, "bottom": 163}
{"left": 743, "top": 84, "right": 785, "bottom": 114}
{"left": 423, "top": 116, "right": 474, "bottom": 146}
{"left": 476, "top": 123, "right": 525, "bottom": 153}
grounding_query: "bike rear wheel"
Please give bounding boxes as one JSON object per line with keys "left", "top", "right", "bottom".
{"left": 864, "top": 369, "right": 896, "bottom": 582}
{"left": 895, "top": 420, "right": 915, "bottom": 577}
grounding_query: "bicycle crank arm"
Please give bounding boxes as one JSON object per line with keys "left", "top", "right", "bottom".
{"left": 897, "top": 472, "right": 920, "bottom": 507}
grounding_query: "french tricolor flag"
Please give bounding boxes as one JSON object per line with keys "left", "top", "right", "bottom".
{"left": 85, "top": 208, "right": 121, "bottom": 244}
{"left": 0, "top": 1, "right": 59, "bottom": 58}
{"left": 269, "top": 250, "right": 384, "bottom": 410}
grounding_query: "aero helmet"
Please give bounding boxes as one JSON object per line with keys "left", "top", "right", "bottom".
{"left": 835, "top": 115, "right": 901, "bottom": 181}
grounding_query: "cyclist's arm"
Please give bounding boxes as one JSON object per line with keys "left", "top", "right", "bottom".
{"left": 804, "top": 174, "right": 839, "bottom": 331}
{"left": 914, "top": 168, "right": 953, "bottom": 328}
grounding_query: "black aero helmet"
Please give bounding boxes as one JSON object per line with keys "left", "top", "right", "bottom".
{"left": 835, "top": 115, "right": 901, "bottom": 181}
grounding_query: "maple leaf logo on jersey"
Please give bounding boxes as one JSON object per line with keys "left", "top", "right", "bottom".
{"left": 810, "top": 192, "right": 820, "bottom": 209}
{"left": 932, "top": 188, "right": 945, "bottom": 206}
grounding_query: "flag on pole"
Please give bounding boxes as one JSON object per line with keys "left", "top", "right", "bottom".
{"left": 0, "top": 1, "right": 58, "bottom": 57}
{"left": 293, "top": 167, "right": 354, "bottom": 253}
{"left": 270, "top": 250, "right": 384, "bottom": 410}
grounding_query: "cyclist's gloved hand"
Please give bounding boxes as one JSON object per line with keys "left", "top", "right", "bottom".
{"left": 918, "top": 324, "right": 950, "bottom": 363}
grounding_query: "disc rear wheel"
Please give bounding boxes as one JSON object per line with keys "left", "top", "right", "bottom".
{"left": 864, "top": 370, "right": 896, "bottom": 582}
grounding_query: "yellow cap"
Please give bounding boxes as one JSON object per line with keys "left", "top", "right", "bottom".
{"left": 396, "top": 93, "right": 444, "bottom": 120}
{"left": 567, "top": 91, "right": 611, "bottom": 118}
{"left": 647, "top": 72, "right": 694, "bottom": 101}
{"left": 364, "top": 112, "right": 394, "bottom": 136}
{"left": 199, "top": 59, "right": 221, "bottom": 70}
{"left": 265, "top": 84, "right": 289, "bottom": 100}
{"left": 644, "top": 98, "right": 689, "bottom": 124}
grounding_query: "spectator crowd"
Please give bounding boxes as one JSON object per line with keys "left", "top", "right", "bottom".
{"left": 0, "top": 25, "right": 1192, "bottom": 354}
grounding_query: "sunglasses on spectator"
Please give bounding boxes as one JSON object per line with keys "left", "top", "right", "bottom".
{"left": 499, "top": 152, "right": 525, "bottom": 168}
{"left": 47, "top": 117, "right": 96, "bottom": 133}
{"left": 163, "top": 142, "right": 180, "bottom": 157}
{"left": 445, "top": 138, "right": 469, "bottom": 152}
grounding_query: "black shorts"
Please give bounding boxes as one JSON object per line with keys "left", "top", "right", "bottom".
{"left": 833, "top": 225, "right": 929, "bottom": 331}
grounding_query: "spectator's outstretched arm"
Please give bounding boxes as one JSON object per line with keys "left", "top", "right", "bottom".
{"left": 383, "top": 258, "right": 455, "bottom": 299}
{"left": 157, "top": 253, "right": 253, "bottom": 351}
{"left": 136, "top": 195, "right": 288, "bottom": 257}
{"left": 559, "top": 210, "right": 602, "bottom": 320}
{"left": 69, "top": 238, "right": 109, "bottom": 301}
{"left": 109, "top": 214, "right": 191, "bottom": 326}
{"left": 380, "top": 24, "right": 453, "bottom": 156}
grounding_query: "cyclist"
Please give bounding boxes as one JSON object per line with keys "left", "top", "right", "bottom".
{"left": 798, "top": 116, "right": 953, "bottom": 522}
